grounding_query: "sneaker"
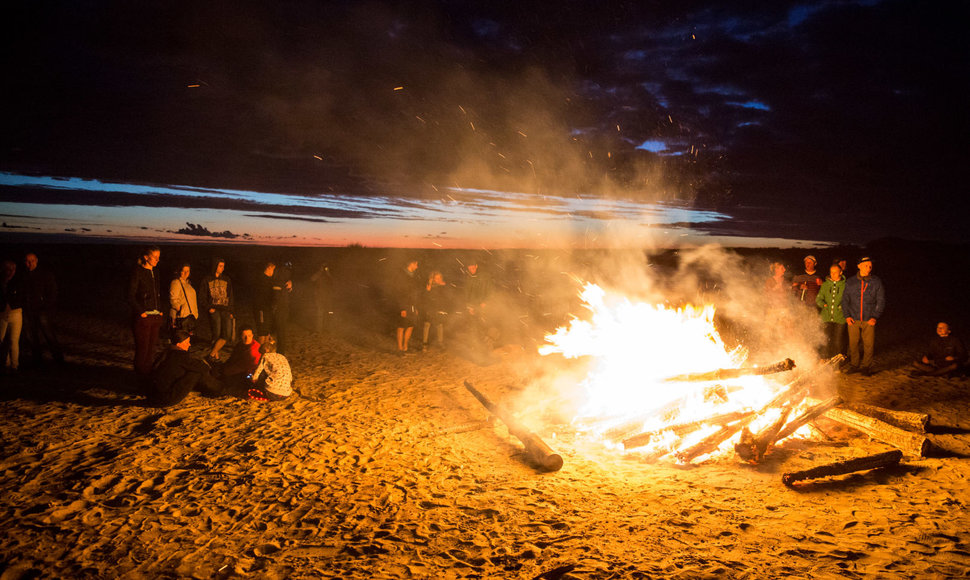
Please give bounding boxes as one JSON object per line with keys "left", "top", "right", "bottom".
{"left": 862, "top": 367, "right": 875, "bottom": 377}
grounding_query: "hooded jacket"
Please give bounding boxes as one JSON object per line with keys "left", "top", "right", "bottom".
{"left": 815, "top": 275, "right": 846, "bottom": 324}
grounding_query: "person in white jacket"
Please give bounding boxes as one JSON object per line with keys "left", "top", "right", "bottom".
{"left": 248, "top": 335, "right": 293, "bottom": 401}
{"left": 169, "top": 264, "right": 198, "bottom": 333}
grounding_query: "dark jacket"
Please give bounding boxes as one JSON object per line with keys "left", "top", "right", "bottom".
{"left": 842, "top": 274, "right": 885, "bottom": 321}
{"left": 128, "top": 265, "right": 161, "bottom": 315}
{"left": 149, "top": 347, "right": 211, "bottom": 406}
{"left": 200, "top": 273, "right": 234, "bottom": 312}
{"left": 1, "top": 273, "right": 25, "bottom": 311}
{"left": 22, "top": 267, "right": 57, "bottom": 313}
{"left": 926, "top": 335, "right": 968, "bottom": 366}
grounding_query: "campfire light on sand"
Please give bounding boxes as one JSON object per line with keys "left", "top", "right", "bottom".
{"left": 540, "top": 283, "right": 806, "bottom": 462}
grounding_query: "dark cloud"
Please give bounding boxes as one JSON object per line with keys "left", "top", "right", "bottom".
{"left": 1, "top": 0, "right": 967, "bottom": 243}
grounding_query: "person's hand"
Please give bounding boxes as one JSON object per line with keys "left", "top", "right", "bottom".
{"left": 868, "top": 318, "right": 877, "bottom": 326}
{"left": 285, "top": 280, "right": 292, "bottom": 291}
{"left": 922, "top": 356, "right": 931, "bottom": 364}
{"left": 209, "top": 308, "right": 215, "bottom": 314}
{"left": 141, "top": 312, "right": 148, "bottom": 318}
{"left": 400, "top": 310, "right": 407, "bottom": 318}
{"left": 945, "top": 356, "right": 954, "bottom": 361}
{"left": 846, "top": 317, "right": 855, "bottom": 325}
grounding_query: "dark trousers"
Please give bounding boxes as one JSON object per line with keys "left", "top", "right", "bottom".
{"left": 209, "top": 309, "right": 234, "bottom": 342}
{"left": 148, "top": 370, "right": 224, "bottom": 407}
{"left": 133, "top": 314, "right": 165, "bottom": 376}
{"left": 23, "top": 310, "right": 63, "bottom": 363}
{"left": 822, "top": 322, "right": 846, "bottom": 359}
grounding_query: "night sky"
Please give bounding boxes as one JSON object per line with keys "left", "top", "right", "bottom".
{"left": 1, "top": 0, "right": 967, "bottom": 246}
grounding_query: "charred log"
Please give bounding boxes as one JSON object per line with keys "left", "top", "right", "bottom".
{"left": 782, "top": 450, "right": 903, "bottom": 487}
{"left": 622, "top": 411, "right": 751, "bottom": 451}
{"left": 735, "top": 407, "right": 793, "bottom": 463}
{"left": 676, "top": 413, "right": 757, "bottom": 463}
{"left": 464, "top": 381, "right": 563, "bottom": 472}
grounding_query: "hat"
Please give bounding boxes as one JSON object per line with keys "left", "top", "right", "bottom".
{"left": 857, "top": 256, "right": 872, "bottom": 266}
{"left": 804, "top": 255, "right": 817, "bottom": 264}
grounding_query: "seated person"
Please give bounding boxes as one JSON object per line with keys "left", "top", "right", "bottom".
{"left": 912, "top": 322, "right": 967, "bottom": 376}
{"left": 215, "top": 325, "right": 261, "bottom": 395}
{"left": 147, "top": 330, "right": 220, "bottom": 406}
{"left": 248, "top": 335, "right": 292, "bottom": 401}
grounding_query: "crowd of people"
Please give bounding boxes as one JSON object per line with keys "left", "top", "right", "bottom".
{"left": 2, "top": 246, "right": 967, "bottom": 407}
{"left": 766, "top": 254, "right": 967, "bottom": 377}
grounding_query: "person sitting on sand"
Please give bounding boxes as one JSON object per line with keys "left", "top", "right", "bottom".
{"left": 147, "top": 330, "right": 221, "bottom": 407}
{"left": 911, "top": 322, "right": 967, "bottom": 377}
{"left": 216, "top": 325, "right": 261, "bottom": 393}
{"left": 247, "top": 335, "right": 292, "bottom": 401}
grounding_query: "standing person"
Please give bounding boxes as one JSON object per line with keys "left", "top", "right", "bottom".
{"left": 309, "top": 262, "right": 334, "bottom": 334}
{"left": 816, "top": 263, "right": 846, "bottom": 359}
{"left": 791, "top": 255, "right": 823, "bottom": 305}
{"left": 462, "top": 261, "right": 494, "bottom": 351}
{"left": 0, "top": 260, "right": 25, "bottom": 372}
{"left": 274, "top": 262, "right": 293, "bottom": 355}
{"left": 841, "top": 257, "right": 886, "bottom": 375}
{"left": 394, "top": 260, "right": 420, "bottom": 354}
{"left": 200, "top": 258, "right": 234, "bottom": 361}
{"left": 253, "top": 261, "right": 291, "bottom": 352}
{"left": 911, "top": 322, "right": 967, "bottom": 377}
{"left": 168, "top": 263, "right": 198, "bottom": 336}
{"left": 21, "top": 252, "right": 64, "bottom": 365}
{"left": 764, "top": 261, "right": 788, "bottom": 305}
{"left": 420, "top": 271, "right": 449, "bottom": 351}
{"left": 128, "top": 246, "right": 165, "bottom": 377}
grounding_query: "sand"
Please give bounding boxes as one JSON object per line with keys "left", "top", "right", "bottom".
{"left": 1, "top": 304, "right": 969, "bottom": 580}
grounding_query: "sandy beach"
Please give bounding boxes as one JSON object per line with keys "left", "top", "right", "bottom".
{"left": 1, "top": 299, "right": 969, "bottom": 579}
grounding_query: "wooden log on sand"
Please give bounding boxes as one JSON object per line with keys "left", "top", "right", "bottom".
{"left": 823, "top": 408, "right": 930, "bottom": 458}
{"left": 463, "top": 381, "right": 563, "bottom": 472}
{"left": 782, "top": 450, "right": 903, "bottom": 487}
{"left": 735, "top": 407, "right": 793, "bottom": 463}
{"left": 845, "top": 402, "right": 930, "bottom": 433}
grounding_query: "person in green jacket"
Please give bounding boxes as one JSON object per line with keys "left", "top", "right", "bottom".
{"left": 816, "top": 263, "right": 846, "bottom": 359}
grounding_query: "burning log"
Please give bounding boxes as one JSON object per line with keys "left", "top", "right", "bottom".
{"left": 663, "top": 358, "right": 796, "bottom": 383}
{"left": 463, "top": 381, "right": 563, "bottom": 472}
{"left": 823, "top": 407, "right": 929, "bottom": 458}
{"left": 622, "top": 411, "right": 751, "bottom": 451}
{"left": 758, "top": 355, "right": 845, "bottom": 413}
{"left": 603, "top": 384, "right": 743, "bottom": 443}
{"left": 774, "top": 396, "right": 844, "bottom": 442}
{"left": 845, "top": 403, "right": 930, "bottom": 433}
{"left": 782, "top": 450, "right": 903, "bottom": 487}
{"left": 676, "top": 412, "right": 757, "bottom": 463}
{"left": 735, "top": 407, "right": 793, "bottom": 463}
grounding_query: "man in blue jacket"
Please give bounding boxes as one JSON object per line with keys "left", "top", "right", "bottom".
{"left": 841, "top": 257, "right": 886, "bottom": 375}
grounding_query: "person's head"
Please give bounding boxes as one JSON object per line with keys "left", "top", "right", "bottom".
{"left": 431, "top": 271, "right": 444, "bottom": 286}
{"left": 803, "top": 255, "right": 817, "bottom": 272}
{"left": 264, "top": 261, "right": 276, "bottom": 276}
{"left": 467, "top": 263, "right": 479, "bottom": 275}
{"left": 258, "top": 335, "right": 278, "bottom": 354}
{"left": 2, "top": 260, "right": 16, "bottom": 280}
{"left": 770, "top": 261, "right": 786, "bottom": 277}
{"left": 178, "top": 264, "right": 191, "bottom": 280}
{"left": 406, "top": 260, "right": 418, "bottom": 272}
{"left": 857, "top": 257, "right": 873, "bottom": 277}
{"left": 214, "top": 259, "right": 225, "bottom": 277}
{"left": 240, "top": 325, "right": 254, "bottom": 344}
{"left": 829, "top": 264, "right": 842, "bottom": 280}
{"left": 937, "top": 322, "right": 951, "bottom": 337}
{"left": 172, "top": 329, "right": 192, "bottom": 350}
{"left": 140, "top": 246, "right": 161, "bottom": 269}
{"left": 835, "top": 258, "right": 847, "bottom": 271}
{"left": 24, "top": 253, "right": 38, "bottom": 271}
